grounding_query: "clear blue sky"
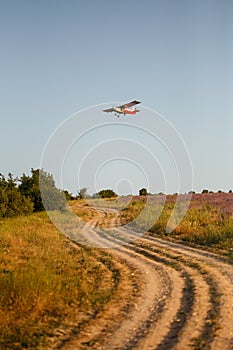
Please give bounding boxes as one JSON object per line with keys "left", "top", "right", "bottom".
{"left": 1, "top": 0, "right": 233, "bottom": 195}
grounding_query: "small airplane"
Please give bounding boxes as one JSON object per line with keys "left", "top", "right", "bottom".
{"left": 103, "top": 100, "right": 141, "bottom": 117}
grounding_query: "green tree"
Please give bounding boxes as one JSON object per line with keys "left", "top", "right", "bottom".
{"left": 5, "top": 186, "right": 33, "bottom": 217}
{"left": 0, "top": 174, "right": 9, "bottom": 217}
{"left": 97, "top": 189, "right": 117, "bottom": 198}
{"left": 19, "top": 169, "right": 66, "bottom": 212}
{"left": 0, "top": 169, "right": 66, "bottom": 217}
{"left": 0, "top": 173, "right": 33, "bottom": 217}
{"left": 39, "top": 169, "right": 66, "bottom": 211}
{"left": 77, "top": 187, "right": 88, "bottom": 200}
{"left": 63, "top": 190, "right": 74, "bottom": 201}
{"left": 19, "top": 169, "right": 44, "bottom": 211}
{"left": 139, "top": 188, "right": 148, "bottom": 196}
{"left": 0, "top": 188, "right": 8, "bottom": 217}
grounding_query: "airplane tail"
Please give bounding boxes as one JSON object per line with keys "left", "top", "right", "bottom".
{"left": 130, "top": 107, "right": 140, "bottom": 115}
{"left": 124, "top": 107, "right": 140, "bottom": 115}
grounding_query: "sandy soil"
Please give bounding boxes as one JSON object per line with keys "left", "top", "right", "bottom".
{"left": 60, "top": 205, "right": 233, "bottom": 350}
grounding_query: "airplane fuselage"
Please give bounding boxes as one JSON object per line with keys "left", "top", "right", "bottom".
{"left": 113, "top": 107, "right": 125, "bottom": 114}
{"left": 113, "top": 107, "right": 140, "bottom": 115}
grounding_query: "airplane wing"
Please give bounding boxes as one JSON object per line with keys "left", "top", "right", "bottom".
{"left": 117, "top": 100, "right": 141, "bottom": 109}
{"left": 102, "top": 108, "right": 114, "bottom": 113}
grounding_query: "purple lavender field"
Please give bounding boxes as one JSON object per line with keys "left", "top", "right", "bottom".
{"left": 118, "top": 192, "right": 233, "bottom": 252}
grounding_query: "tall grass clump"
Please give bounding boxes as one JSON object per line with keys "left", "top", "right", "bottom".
{"left": 150, "top": 202, "right": 233, "bottom": 253}
{"left": 0, "top": 212, "right": 115, "bottom": 349}
{"left": 174, "top": 206, "right": 233, "bottom": 249}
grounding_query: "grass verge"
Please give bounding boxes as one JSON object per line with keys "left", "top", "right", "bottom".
{"left": 0, "top": 212, "right": 117, "bottom": 349}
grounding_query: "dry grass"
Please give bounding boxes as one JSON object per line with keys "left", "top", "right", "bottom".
{"left": 0, "top": 212, "right": 117, "bottom": 349}
{"left": 69, "top": 201, "right": 98, "bottom": 222}
{"left": 119, "top": 196, "right": 233, "bottom": 254}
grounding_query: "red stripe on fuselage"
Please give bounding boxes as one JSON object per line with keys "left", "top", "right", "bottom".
{"left": 123, "top": 107, "right": 138, "bottom": 115}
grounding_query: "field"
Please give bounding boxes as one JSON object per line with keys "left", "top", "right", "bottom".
{"left": 0, "top": 213, "right": 121, "bottom": 349}
{"left": 71, "top": 193, "right": 233, "bottom": 254}
{"left": 1, "top": 192, "right": 233, "bottom": 349}
{"left": 118, "top": 192, "right": 233, "bottom": 255}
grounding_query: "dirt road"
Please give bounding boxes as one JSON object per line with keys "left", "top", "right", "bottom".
{"left": 62, "top": 206, "right": 233, "bottom": 350}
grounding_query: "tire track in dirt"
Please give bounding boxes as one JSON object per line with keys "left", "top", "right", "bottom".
{"left": 82, "top": 223, "right": 184, "bottom": 350}
{"left": 58, "top": 246, "right": 144, "bottom": 350}
{"left": 98, "top": 207, "right": 233, "bottom": 348}
{"left": 97, "top": 227, "right": 215, "bottom": 350}
{"left": 105, "top": 222, "right": 233, "bottom": 349}
{"left": 63, "top": 205, "right": 233, "bottom": 350}
{"left": 140, "top": 234, "right": 233, "bottom": 350}
{"left": 79, "top": 213, "right": 211, "bottom": 349}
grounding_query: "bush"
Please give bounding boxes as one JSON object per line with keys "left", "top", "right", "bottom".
{"left": 0, "top": 169, "right": 66, "bottom": 218}
{"left": 98, "top": 189, "right": 117, "bottom": 198}
{"left": 0, "top": 173, "right": 33, "bottom": 218}
{"left": 139, "top": 188, "right": 148, "bottom": 196}
{"left": 39, "top": 170, "right": 66, "bottom": 211}
{"left": 19, "top": 169, "right": 44, "bottom": 212}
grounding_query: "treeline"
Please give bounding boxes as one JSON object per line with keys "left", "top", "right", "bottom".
{"left": 0, "top": 169, "right": 66, "bottom": 218}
